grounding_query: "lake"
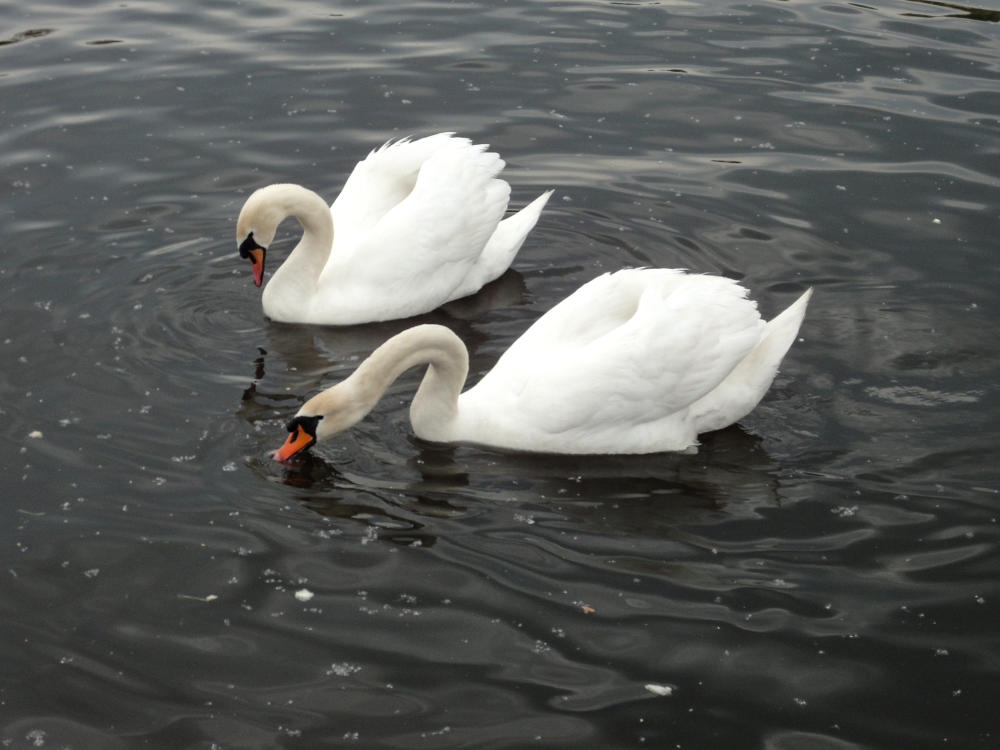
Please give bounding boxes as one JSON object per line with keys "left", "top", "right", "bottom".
{"left": 2, "top": 0, "right": 998, "bottom": 747}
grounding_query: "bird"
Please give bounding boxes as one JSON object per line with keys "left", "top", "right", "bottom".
{"left": 235, "top": 132, "right": 552, "bottom": 325}
{"left": 272, "top": 268, "right": 812, "bottom": 458}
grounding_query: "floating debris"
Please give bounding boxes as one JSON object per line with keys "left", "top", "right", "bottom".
{"left": 27, "top": 430, "right": 43, "bottom": 439}
{"left": 644, "top": 683, "right": 676, "bottom": 697}
{"left": 327, "top": 662, "right": 362, "bottom": 677}
{"left": 177, "top": 593, "right": 218, "bottom": 602}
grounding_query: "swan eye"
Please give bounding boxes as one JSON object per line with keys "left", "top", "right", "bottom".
{"left": 239, "top": 232, "right": 265, "bottom": 259}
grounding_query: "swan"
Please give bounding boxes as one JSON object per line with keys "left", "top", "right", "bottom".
{"left": 235, "top": 132, "right": 552, "bottom": 325}
{"left": 272, "top": 269, "right": 812, "bottom": 458}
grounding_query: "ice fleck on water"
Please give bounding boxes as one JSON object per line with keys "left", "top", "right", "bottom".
{"left": 222, "top": 461, "right": 237, "bottom": 472}
{"left": 644, "top": 683, "right": 675, "bottom": 697}
{"left": 421, "top": 726, "right": 452, "bottom": 739}
{"left": 327, "top": 662, "right": 362, "bottom": 677}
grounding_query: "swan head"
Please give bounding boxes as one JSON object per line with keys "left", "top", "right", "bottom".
{"left": 236, "top": 188, "right": 284, "bottom": 288}
{"left": 271, "top": 382, "right": 371, "bottom": 461}
{"left": 238, "top": 233, "right": 267, "bottom": 287}
{"left": 273, "top": 414, "right": 323, "bottom": 461}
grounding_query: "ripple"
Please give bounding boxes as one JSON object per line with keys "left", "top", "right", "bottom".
{"left": 2, "top": 0, "right": 999, "bottom": 747}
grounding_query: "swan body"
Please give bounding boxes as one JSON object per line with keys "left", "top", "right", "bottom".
{"left": 274, "top": 269, "right": 812, "bottom": 458}
{"left": 235, "top": 133, "right": 552, "bottom": 325}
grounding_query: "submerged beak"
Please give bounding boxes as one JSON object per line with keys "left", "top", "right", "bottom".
{"left": 238, "top": 234, "right": 267, "bottom": 287}
{"left": 274, "top": 425, "right": 315, "bottom": 461}
{"left": 273, "top": 415, "right": 323, "bottom": 461}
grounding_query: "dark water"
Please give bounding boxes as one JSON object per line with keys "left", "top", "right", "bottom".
{"left": 2, "top": 0, "right": 999, "bottom": 747}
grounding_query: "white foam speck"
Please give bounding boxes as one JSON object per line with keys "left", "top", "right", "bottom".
{"left": 644, "top": 683, "right": 675, "bottom": 697}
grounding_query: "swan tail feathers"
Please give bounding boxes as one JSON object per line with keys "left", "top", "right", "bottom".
{"left": 732, "top": 287, "right": 812, "bottom": 391}
{"left": 477, "top": 189, "right": 554, "bottom": 282}
{"left": 762, "top": 287, "right": 812, "bottom": 359}
{"left": 690, "top": 288, "right": 811, "bottom": 434}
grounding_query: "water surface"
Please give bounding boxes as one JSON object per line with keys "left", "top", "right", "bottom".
{"left": 2, "top": 0, "right": 999, "bottom": 747}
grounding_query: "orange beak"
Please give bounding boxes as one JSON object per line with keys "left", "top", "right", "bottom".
{"left": 239, "top": 234, "right": 267, "bottom": 287}
{"left": 274, "top": 424, "right": 315, "bottom": 461}
{"left": 248, "top": 247, "right": 265, "bottom": 287}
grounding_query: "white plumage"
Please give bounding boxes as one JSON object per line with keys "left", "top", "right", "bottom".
{"left": 273, "top": 269, "right": 812, "bottom": 458}
{"left": 235, "top": 133, "right": 552, "bottom": 325}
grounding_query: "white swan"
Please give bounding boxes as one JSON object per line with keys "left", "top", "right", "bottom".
{"left": 235, "top": 132, "right": 552, "bottom": 325}
{"left": 273, "top": 269, "right": 812, "bottom": 458}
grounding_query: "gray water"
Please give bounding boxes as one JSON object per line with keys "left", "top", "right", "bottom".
{"left": 2, "top": 1, "right": 999, "bottom": 747}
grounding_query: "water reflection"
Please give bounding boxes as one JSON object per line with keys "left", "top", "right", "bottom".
{"left": 904, "top": 0, "right": 1000, "bottom": 22}
{"left": 4, "top": 0, "right": 998, "bottom": 745}
{"left": 265, "top": 420, "right": 784, "bottom": 550}
{"left": 236, "top": 269, "right": 527, "bottom": 415}
{"left": 0, "top": 28, "right": 53, "bottom": 46}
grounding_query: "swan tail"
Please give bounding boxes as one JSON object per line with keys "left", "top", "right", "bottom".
{"left": 759, "top": 287, "right": 812, "bottom": 362}
{"left": 476, "top": 189, "right": 554, "bottom": 283}
{"left": 690, "top": 288, "right": 812, "bottom": 434}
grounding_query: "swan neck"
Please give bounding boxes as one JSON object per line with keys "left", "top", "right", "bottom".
{"left": 347, "top": 325, "right": 469, "bottom": 437}
{"left": 283, "top": 184, "right": 332, "bottom": 248}
{"left": 267, "top": 184, "right": 333, "bottom": 284}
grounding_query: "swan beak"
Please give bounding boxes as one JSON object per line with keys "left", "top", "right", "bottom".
{"left": 273, "top": 421, "right": 317, "bottom": 461}
{"left": 248, "top": 247, "right": 265, "bottom": 287}
{"left": 238, "top": 234, "right": 267, "bottom": 287}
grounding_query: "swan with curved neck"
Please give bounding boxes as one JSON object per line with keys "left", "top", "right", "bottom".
{"left": 274, "top": 269, "right": 813, "bottom": 458}
{"left": 235, "top": 133, "right": 552, "bottom": 325}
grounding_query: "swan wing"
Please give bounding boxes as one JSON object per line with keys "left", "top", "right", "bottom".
{"left": 469, "top": 270, "right": 765, "bottom": 440}
{"left": 319, "top": 135, "right": 511, "bottom": 319}
{"left": 330, "top": 133, "right": 466, "bottom": 240}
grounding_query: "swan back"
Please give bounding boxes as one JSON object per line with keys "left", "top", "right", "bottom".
{"left": 313, "top": 135, "right": 515, "bottom": 323}
{"left": 455, "top": 270, "right": 800, "bottom": 453}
